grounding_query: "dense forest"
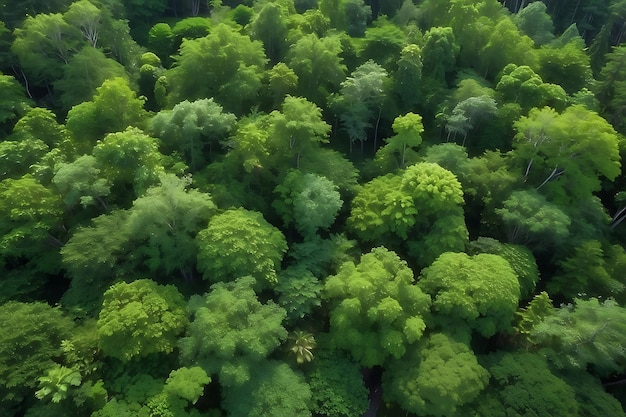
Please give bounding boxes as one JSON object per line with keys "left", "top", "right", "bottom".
{"left": 1, "top": 0, "right": 626, "bottom": 416}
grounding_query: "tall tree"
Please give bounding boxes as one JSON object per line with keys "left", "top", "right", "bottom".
{"left": 418, "top": 252, "right": 521, "bottom": 337}
{"left": 97, "top": 279, "right": 188, "bottom": 362}
{"left": 324, "top": 247, "right": 431, "bottom": 367}
{"left": 178, "top": 276, "right": 287, "bottom": 386}
{"left": 167, "top": 24, "right": 267, "bottom": 114}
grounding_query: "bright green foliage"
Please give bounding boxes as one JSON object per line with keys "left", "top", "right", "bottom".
{"left": 97, "top": 279, "right": 188, "bottom": 362}
{"left": 469, "top": 352, "right": 578, "bottom": 417}
{"left": 423, "top": 143, "right": 471, "bottom": 185}
{"left": 276, "top": 267, "right": 323, "bottom": 322}
{"left": 308, "top": 351, "right": 368, "bottom": 417}
{"left": 376, "top": 112, "right": 423, "bottom": 170}
{"left": 223, "top": 115, "right": 271, "bottom": 173}
{"left": 512, "top": 105, "right": 621, "bottom": 202}
{"left": 383, "top": 333, "right": 489, "bottom": 416}
{"left": 11, "top": 107, "right": 71, "bottom": 154}
{"left": 514, "top": 291, "right": 555, "bottom": 348}
{"left": 249, "top": 2, "right": 288, "bottom": 63}
{"left": 168, "top": 24, "right": 267, "bottom": 114}
{"left": 222, "top": 360, "right": 311, "bottom": 417}
{"left": 324, "top": 247, "right": 431, "bottom": 366}
{"left": 11, "top": 13, "right": 81, "bottom": 86}
{"left": 52, "top": 155, "right": 110, "bottom": 209}
{"left": 0, "top": 301, "right": 74, "bottom": 405}
{"left": 35, "top": 365, "right": 81, "bottom": 403}
{"left": 126, "top": 174, "right": 216, "bottom": 278}
{"left": 421, "top": 26, "right": 458, "bottom": 81}
{"left": 196, "top": 208, "right": 287, "bottom": 288}
{"left": 0, "top": 73, "right": 31, "bottom": 130}
{"left": 266, "top": 62, "right": 299, "bottom": 108}
{"left": 65, "top": 78, "right": 148, "bottom": 147}
{"left": 147, "top": 23, "right": 173, "bottom": 66}
{"left": 0, "top": 138, "right": 49, "bottom": 181}
{"left": 273, "top": 170, "right": 342, "bottom": 237}
{"left": 496, "top": 189, "right": 571, "bottom": 248}
{"left": 349, "top": 162, "right": 467, "bottom": 265}
{"left": 530, "top": 297, "right": 626, "bottom": 376}
{"left": 495, "top": 64, "right": 567, "bottom": 111}
{"left": 163, "top": 367, "right": 210, "bottom": 404}
{"left": 537, "top": 39, "right": 591, "bottom": 94}
{"left": 150, "top": 98, "right": 236, "bottom": 171}
{"left": 92, "top": 127, "right": 164, "bottom": 198}
{"left": 298, "top": 148, "right": 359, "bottom": 193}
{"left": 479, "top": 18, "right": 537, "bottom": 79}
{"left": 178, "top": 277, "right": 287, "bottom": 386}
{"left": 64, "top": 0, "right": 106, "bottom": 47}
{"left": 513, "top": 1, "right": 555, "bottom": 46}
{"left": 548, "top": 240, "right": 626, "bottom": 300}
{"left": 418, "top": 252, "right": 520, "bottom": 337}
{"left": 467, "top": 237, "right": 539, "bottom": 299}
{"left": 268, "top": 95, "right": 331, "bottom": 167}
{"left": 0, "top": 175, "right": 63, "bottom": 257}
{"left": 171, "top": 17, "right": 211, "bottom": 45}
{"left": 288, "top": 330, "right": 316, "bottom": 364}
{"left": 286, "top": 34, "right": 346, "bottom": 105}
{"left": 54, "top": 46, "right": 127, "bottom": 110}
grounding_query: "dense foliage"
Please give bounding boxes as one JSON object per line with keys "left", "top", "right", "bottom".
{"left": 2, "top": 0, "right": 626, "bottom": 416}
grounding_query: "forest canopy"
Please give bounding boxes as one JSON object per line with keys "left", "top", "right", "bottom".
{"left": 1, "top": 0, "right": 626, "bottom": 416}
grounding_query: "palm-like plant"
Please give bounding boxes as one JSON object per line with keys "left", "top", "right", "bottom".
{"left": 288, "top": 330, "right": 316, "bottom": 364}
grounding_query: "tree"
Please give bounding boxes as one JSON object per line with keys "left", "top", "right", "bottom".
{"left": 418, "top": 252, "right": 520, "bottom": 337}
{"left": 348, "top": 162, "right": 468, "bottom": 266}
{"left": 421, "top": 26, "right": 459, "bottom": 82}
{"left": 276, "top": 267, "right": 323, "bottom": 323}
{"left": 0, "top": 302, "right": 74, "bottom": 407}
{"left": 308, "top": 351, "right": 368, "bottom": 417}
{"left": 383, "top": 333, "right": 489, "bottom": 416}
{"left": 359, "top": 17, "right": 406, "bottom": 71}
{"left": 479, "top": 18, "right": 537, "bottom": 79}
{"left": 530, "top": 297, "right": 626, "bottom": 377}
{"left": 343, "top": 0, "right": 371, "bottom": 37}
{"left": 375, "top": 112, "right": 423, "bottom": 170}
{"left": 286, "top": 33, "right": 346, "bottom": 105}
{"left": 196, "top": 208, "right": 287, "bottom": 289}
{"left": 52, "top": 155, "right": 110, "bottom": 209}
{"left": 548, "top": 240, "right": 626, "bottom": 300}
{"left": 595, "top": 45, "right": 626, "bottom": 133}
{"left": 125, "top": 174, "right": 216, "bottom": 279}
{"left": 267, "top": 95, "right": 331, "bottom": 167}
{"left": 11, "top": 13, "right": 81, "bottom": 87}
{"left": 0, "top": 73, "right": 32, "bottom": 134}
{"left": 178, "top": 276, "right": 287, "bottom": 386}
{"left": 332, "top": 60, "right": 388, "bottom": 152}
{"left": 65, "top": 78, "right": 148, "bottom": 149}
{"left": 513, "top": 1, "right": 555, "bottom": 46}
{"left": 495, "top": 64, "right": 567, "bottom": 111}
{"left": 222, "top": 360, "right": 311, "bottom": 417}
{"left": 54, "top": 46, "right": 127, "bottom": 110}
{"left": 273, "top": 170, "right": 342, "bottom": 238}
{"left": 537, "top": 37, "right": 591, "bottom": 94}
{"left": 91, "top": 127, "right": 164, "bottom": 199}
{"left": 266, "top": 62, "right": 299, "bottom": 109}
{"left": 510, "top": 105, "right": 621, "bottom": 203}
{"left": 288, "top": 330, "right": 316, "bottom": 364}
{"left": 0, "top": 175, "right": 63, "bottom": 259}
{"left": 97, "top": 279, "right": 188, "bottom": 362}
{"left": 64, "top": 0, "right": 106, "bottom": 48}
{"left": 394, "top": 44, "right": 422, "bottom": 110}
{"left": 167, "top": 24, "right": 267, "bottom": 114}
{"left": 249, "top": 2, "right": 289, "bottom": 63}
{"left": 324, "top": 247, "right": 431, "bottom": 367}
{"left": 465, "top": 352, "right": 579, "bottom": 417}
{"left": 150, "top": 98, "right": 237, "bottom": 171}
